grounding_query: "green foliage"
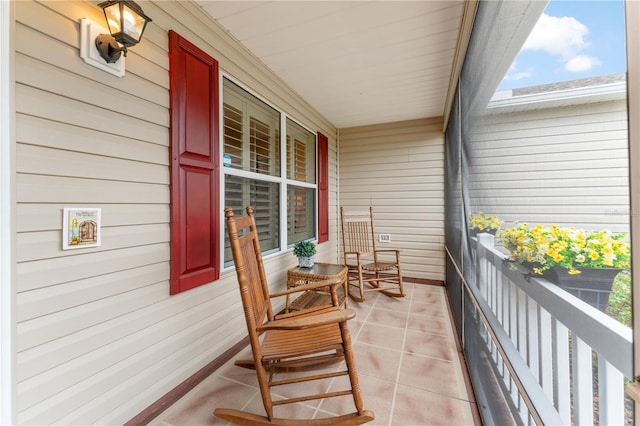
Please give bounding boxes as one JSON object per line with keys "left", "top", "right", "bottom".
{"left": 606, "top": 271, "right": 632, "bottom": 327}
{"left": 293, "top": 240, "right": 316, "bottom": 257}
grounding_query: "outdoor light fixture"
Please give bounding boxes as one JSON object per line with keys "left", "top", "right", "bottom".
{"left": 95, "top": 0, "right": 152, "bottom": 63}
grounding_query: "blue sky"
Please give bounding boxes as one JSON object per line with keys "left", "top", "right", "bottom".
{"left": 498, "top": 0, "right": 627, "bottom": 91}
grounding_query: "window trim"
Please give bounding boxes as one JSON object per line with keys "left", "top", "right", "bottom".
{"left": 219, "top": 73, "right": 320, "bottom": 270}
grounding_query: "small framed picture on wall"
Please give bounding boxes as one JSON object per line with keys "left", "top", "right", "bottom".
{"left": 62, "top": 207, "right": 101, "bottom": 250}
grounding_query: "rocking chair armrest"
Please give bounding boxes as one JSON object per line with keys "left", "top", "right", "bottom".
{"left": 374, "top": 249, "right": 401, "bottom": 260}
{"left": 270, "top": 278, "right": 343, "bottom": 298}
{"left": 373, "top": 249, "right": 400, "bottom": 254}
{"left": 258, "top": 308, "right": 355, "bottom": 331}
{"left": 274, "top": 304, "right": 338, "bottom": 320}
{"left": 344, "top": 251, "right": 368, "bottom": 258}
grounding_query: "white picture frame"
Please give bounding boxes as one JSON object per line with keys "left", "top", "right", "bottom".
{"left": 62, "top": 207, "right": 101, "bottom": 250}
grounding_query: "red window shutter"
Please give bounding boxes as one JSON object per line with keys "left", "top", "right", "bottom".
{"left": 169, "top": 31, "right": 220, "bottom": 294}
{"left": 317, "top": 132, "right": 329, "bottom": 243}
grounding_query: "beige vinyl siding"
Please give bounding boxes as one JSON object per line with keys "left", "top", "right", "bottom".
{"left": 13, "top": 1, "right": 338, "bottom": 424}
{"left": 469, "top": 99, "right": 629, "bottom": 235}
{"left": 338, "top": 118, "right": 445, "bottom": 281}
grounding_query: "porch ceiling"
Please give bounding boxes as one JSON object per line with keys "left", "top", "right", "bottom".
{"left": 194, "top": 1, "right": 470, "bottom": 129}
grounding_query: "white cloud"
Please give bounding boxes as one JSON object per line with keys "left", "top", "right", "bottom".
{"left": 523, "top": 13, "right": 600, "bottom": 73}
{"left": 565, "top": 54, "right": 601, "bottom": 72}
{"left": 524, "top": 13, "right": 589, "bottom": 58}
{"left": 503, "top": 60, "right": 533, "bottom": 81}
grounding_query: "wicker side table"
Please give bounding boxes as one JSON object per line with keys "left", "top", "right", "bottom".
{"left": 286, "top": 262, "right": 348, "bottom": 312}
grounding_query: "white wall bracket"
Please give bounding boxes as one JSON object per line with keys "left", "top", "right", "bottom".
{"left": 79, "top": 18, "right": 125, "bottom": 78}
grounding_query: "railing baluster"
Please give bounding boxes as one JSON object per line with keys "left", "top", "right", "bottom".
{"left": 572, "top": 336, "right": 594, "bottom": 425}
{"left": 497, "top": 267, "right": 503, "bottom": 324}
{"left": 518, "top": 394, "right": 527, "bottom": 423}
{"left": 490, "top": 262, "right": 496, "bottom": 315}
{"left": 527, "top": 299, "right": 540, "bottom": 381}
{"left": 517, "top": 290, "right": 530, "bottom": 424}
{"left": 497, "top": 273, "right": 505, "bottom": 375}
{"left": 598, "top": 354, "right": 625, "bottom": 426}
{"left": 510, "top": 377, "right": 519, "bottom": 417}
{"left": 554, "top": 320, "right": 571, "bottom": 423}
{"left": 510, "top": 281, "right": 518, "bottom": 346}
{"left": 518, "top": 289, "right": 527, "bottom": 357}
{"left": 539, "top": 308, "right": 554, "bottom": 402}
{"left": 506, "top": 279, "right": 517, "bottom": 394}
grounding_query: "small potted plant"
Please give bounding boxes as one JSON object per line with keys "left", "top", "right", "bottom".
{"left": 293, "top": 240, "right": 316, "bottom": 268}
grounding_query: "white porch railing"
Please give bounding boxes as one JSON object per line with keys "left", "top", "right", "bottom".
{"left": 471, "top": 234, "right": 632, "bottom": 425}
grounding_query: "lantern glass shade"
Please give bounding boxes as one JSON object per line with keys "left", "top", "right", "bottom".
{"left": 99, "top": 0, "right": 151, "bottom": 48}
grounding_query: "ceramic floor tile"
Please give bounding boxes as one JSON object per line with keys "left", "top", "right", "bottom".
{"left": 353, "top": 342, "right": 402, "bottom": 383}
{"left": 272, "top": 402, "right": 322, "bottom": 421}
{"left": 355, "top": 321, "right": 406, "bottom": 351}
{"left": 407, "top": 311, "right": 452, "bottom": 337}
{"left": 243, "top": 394, "right": 319, "bottom": 421}
{"left": 392, "top": 384, "right": 481, "bottom": 426}
{"left": 398, "top": 352, "right": 468, "bottom": 400}
{"left": 322, "top": 373, "right": 395, "bottom": 425}
{"left": 347, "top": 318, "right": 365, "bottom": 337}
{"left": 153, "top": 375, "right": 259, "bottom": 426}
{"left": 410, "top": 299, "right": 448, "bottom": 318}
{"left": 215, "top": 358, "right": 261, "bottom": 387}
{"left": 412, "top": 285, "right": 447, "bottom": 303}
{"left": 347, "top": 297, "right": 375, "bottom": 318}
{"left": 367, "top": 306, "right": 409, "bottom": 329}
{"left": 403, "top": 329, "right": 456, "bottom": 361}
{"left": 268, "top": 367, "right": 340, "bottom": 408}
{"left": 401, "top": 283, "right": 414, "bottom": 297}
{"left": 371, "top": 293, "right": 411, "bottom": 312}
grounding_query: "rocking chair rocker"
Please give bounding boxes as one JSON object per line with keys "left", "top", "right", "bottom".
{"left": 213, "top": 206, "right": 374, "bottom": 426}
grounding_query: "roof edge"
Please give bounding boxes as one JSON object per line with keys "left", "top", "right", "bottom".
{"left": 487, "top": 79, "right": 627, "bottom": 113}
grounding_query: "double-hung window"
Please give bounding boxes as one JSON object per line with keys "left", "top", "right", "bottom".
{"left": 222, "top": 78, "right": 317, "bottom": 264}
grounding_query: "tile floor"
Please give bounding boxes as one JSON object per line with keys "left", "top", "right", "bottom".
{"left": 151, "top": 283, "right": 482, "bottom": 426}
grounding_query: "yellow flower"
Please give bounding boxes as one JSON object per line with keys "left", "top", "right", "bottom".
{"left": 499, "top": 223, "right": 630, "bottom": 274}
{"left": 469, "top": 212, "right": 502, "bottom": 232}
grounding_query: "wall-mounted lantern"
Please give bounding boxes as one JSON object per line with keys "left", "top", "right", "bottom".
{"left": 95, "top": 0, "right": 152, "bottom": 63}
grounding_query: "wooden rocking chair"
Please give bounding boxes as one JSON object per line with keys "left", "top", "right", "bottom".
{"left": 340, "top": 207, "right": 405, "bottom": 302}
{"left": 214, "top": 206, "right": 374, "bottom": 426}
